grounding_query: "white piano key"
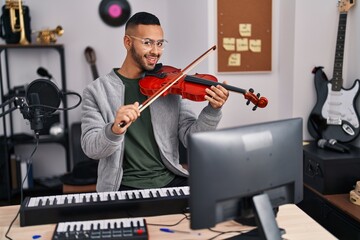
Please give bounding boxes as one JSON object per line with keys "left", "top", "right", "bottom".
{"left": 140, "top": 189, "right": 151, "bottom": 198}
{"left": 122, "top": 219, "right": 131, "bottom": 228}
{"left": 48, "top": 196, "right": 56, "bottom": 205}
{"left": 127, "top": 190, "right": 140, "bottom": 199}
{"left": 28, "top": 197, "right": 37, "bottom": 207}
{"left": 182, "top": 186, "right": 190, "bottom": 195}
{"left": 83, "top": 221, "right": 92, "bottom": 231}
{"left": 68, "top": 222, "right": 77, "bottom": 231}
{"left": 58, "top": 195, "right": 66, "bottom": 204}
{"left": 157, "top": 188, "right": 168, "bottom": 197}
{"left": 92, "top": 192, "right": 100, "bottom": 201}
{"left": 100, "top": 220, "right": 108, "bottom": 230}
{"left": 109, "top": 192, "right": 116, "bottom": 201}
{"left": 107, "top": 219, "right": 116, "bottom": 229}
{"left": 56, "top": 222, "right": 66, "bottom": 232}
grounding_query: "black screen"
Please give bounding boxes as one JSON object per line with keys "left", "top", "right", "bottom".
{"left": 188, "top": 118, "right": 303, "bottom": 236}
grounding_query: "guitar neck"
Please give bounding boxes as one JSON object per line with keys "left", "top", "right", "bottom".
{"left": 90, "top": 64, "right": 99, "bottom": 80}
{"left": 332, "top": 12, "right": 348, "bottom": 91}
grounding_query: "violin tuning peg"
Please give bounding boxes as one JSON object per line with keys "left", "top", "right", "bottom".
{"left": 252, "top": 105, "right": 258, "bottom": 111}
{"left": 246, "top": 100, "right": 251, "bottom": 105}
{"left": 256, "top": 93, "right": 260, "bottom": 98}
{"left": 249, "top": 88, "right": 254, "bottom": 93}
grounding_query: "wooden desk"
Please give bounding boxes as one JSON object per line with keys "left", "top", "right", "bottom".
{"left": 324, "top": 193, "right": 360, "bottom": 223}
{"left": 298, "top": 184, "right": 360, "bottom": 240}
{"left": 0, "top": 204, "right": 336, "bottom": 240}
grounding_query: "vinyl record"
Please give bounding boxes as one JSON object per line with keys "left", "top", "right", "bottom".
{"left": 99, "top": 0, "right": 131, "bottom": 27}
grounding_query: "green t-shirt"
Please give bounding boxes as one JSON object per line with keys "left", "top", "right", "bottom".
{"left": 116, "top": 71, "right": 175, "bottom": 188}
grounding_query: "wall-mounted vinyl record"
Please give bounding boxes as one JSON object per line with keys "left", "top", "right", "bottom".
{"left": 99, "top": 0, "right": 131, "bottom": 27}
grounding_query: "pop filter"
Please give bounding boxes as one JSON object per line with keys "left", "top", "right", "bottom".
{"left": 26, "top": 79, "right": 62, "bottom": 115}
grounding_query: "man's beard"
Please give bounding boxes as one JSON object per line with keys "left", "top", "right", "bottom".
{"left": 130, "top": 46, "right": 160, "bottom": 72}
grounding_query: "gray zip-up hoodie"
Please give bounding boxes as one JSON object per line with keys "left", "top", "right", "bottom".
{"left": 81, "top": 69, "right": 222, "bottom": 192}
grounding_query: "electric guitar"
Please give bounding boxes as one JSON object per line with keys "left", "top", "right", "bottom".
{"left": 308, "top": 0, "right": 360, "bottom": 143}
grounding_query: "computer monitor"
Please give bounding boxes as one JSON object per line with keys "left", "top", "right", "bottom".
{"left": 188, "top": 118, "right": 303, "bottom": 239}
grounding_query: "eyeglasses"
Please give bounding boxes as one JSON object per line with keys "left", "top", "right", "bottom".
{"left": 129, "top": 35, "right": 168, "bottom": 50}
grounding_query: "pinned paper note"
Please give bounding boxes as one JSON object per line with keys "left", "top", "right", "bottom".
{"left": 223, "top": 38, "right": 236, "bottom": 51}
{"left": 228, "top": 53, "right": 241, "bottom": 66}
{"left": 236, "top": 38, "right": 248, "bottom": 51}
{"left": 239, "top": 24, "right": 251, "bottom": 37}
{"left": 249, "top": 39, "right": 262, "bottom": 52}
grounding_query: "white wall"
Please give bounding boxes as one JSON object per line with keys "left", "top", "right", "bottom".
{"left": 1, "top": 0, "right": 360, "bottom": 177}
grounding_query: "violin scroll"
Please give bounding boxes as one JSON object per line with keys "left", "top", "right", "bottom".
{"left": 244, "top": 88, "right": 268, "bottom": 111}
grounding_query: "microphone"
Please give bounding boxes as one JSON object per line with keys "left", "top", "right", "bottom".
{"left": 29, "top": 92, "right": 43, "bottom": 133}
{"left": 37, "top": 67, "right": 53, "bottom": 80}
{"left": 25, "top": 79, "right": 62, "bottom": 134}
{"left": 317, "top": 139, "right": 350, "bottom": 153}
{"left": 2, "top": 78, "right": 81, "bottom": 134}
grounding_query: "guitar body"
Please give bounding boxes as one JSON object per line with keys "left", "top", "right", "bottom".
{"left": 308, "top": 67, "right": 360, "bottom": 142}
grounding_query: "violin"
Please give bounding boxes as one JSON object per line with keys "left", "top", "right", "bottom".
{"left": 139, "top": 65, "right": 268, "bottom": 111}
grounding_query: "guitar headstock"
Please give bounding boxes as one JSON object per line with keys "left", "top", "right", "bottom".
{"left": 244, "top": 89, "right": 268, "bottom": 111}
{"left": 84, "top": 46, "right": 97, "bottom": 65}
{"left": 338, "top": 0, "right": 355, "bottom": 13}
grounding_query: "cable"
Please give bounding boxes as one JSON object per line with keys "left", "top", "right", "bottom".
{"left": 147, "top": 212, "right": 190, "bottom": 227}
{"left": 28, "top": 91, "right": 82, "bottom": 111}
{"left": 5, "top": 133, "right": 39, "bottom": 240}
{"left": 207, "top": 229, "right": 245, "bottom": 240}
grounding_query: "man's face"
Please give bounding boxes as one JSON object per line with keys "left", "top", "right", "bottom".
{"left": 128, "top": 24, "right": 165, "bottom": 72}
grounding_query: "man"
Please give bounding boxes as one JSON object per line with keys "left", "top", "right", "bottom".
{"left": 81, "top": 12, "right": 229, "bottom": 192}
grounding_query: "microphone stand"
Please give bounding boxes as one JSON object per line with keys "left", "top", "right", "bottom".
{"left": 0, "top": 96, "right": 35, "bottom": 132}
{"left": 0, "top": 97, "right": 27, "bottom": 118}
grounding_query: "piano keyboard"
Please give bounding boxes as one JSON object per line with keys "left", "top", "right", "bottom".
{"left": 20, "top": 186, "right": 189, "bottom": 227}
{"left": 52, "top": 217, "right": 148, "bottom": 240}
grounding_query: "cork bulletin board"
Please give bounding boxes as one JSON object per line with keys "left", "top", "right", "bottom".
{"left": 217, "top": 0, "right": 272, "bottom": 73}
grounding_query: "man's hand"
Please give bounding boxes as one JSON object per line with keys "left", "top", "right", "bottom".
{"left": 112, "top": 102, "right": 140, "bottom": 134}
{"left": 204, "top": 81, "right": 229, "bottom": 109}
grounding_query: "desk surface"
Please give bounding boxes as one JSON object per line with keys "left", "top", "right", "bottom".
{"left": 305, "top": 184, "right": 360, "bottom": 223}
{"left": 0, "top": 204, "right": 336, "bottom": 240}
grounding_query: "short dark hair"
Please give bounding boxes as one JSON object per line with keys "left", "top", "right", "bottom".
{"left": 125, "top": 12, "right": 160, "bottom": 30}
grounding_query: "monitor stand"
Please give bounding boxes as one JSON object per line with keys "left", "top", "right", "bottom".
{"left": 227, "top": 193, "right": 284, "bottom": 240}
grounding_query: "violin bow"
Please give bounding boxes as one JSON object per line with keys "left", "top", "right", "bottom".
{"left": 118, "top": 45, "right": 216, "bottom": 128}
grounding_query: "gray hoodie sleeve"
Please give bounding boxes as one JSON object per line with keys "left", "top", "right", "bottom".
{"left": 81, "top": 72, "right": 125, "bottom": 160}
